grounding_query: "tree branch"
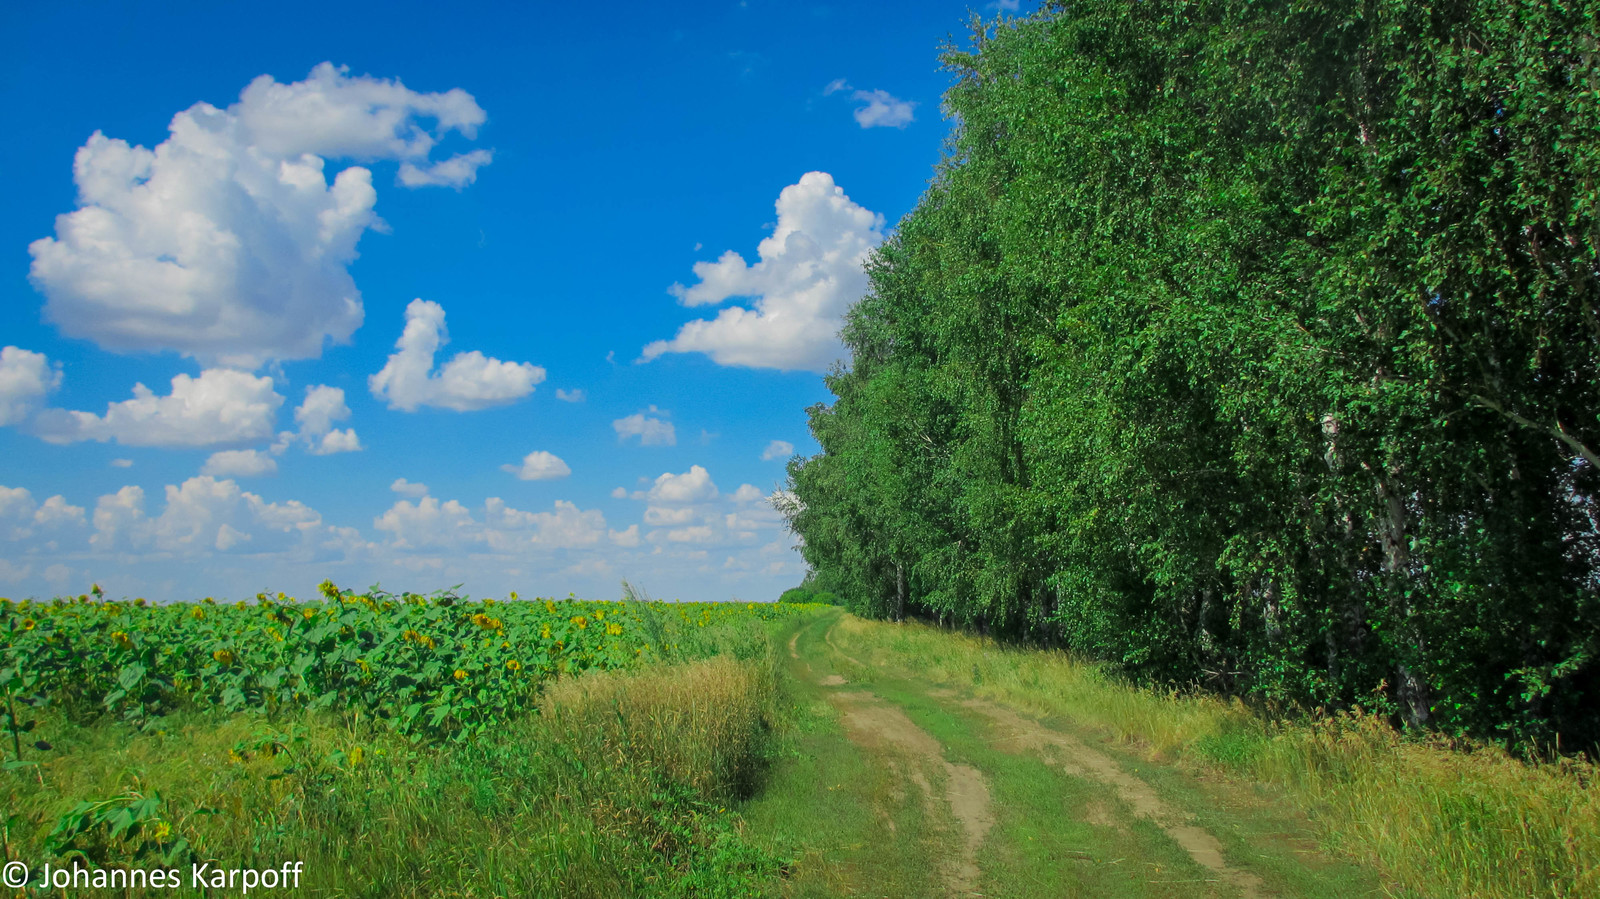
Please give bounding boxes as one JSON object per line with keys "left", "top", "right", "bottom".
{"left": 1470, "top": 394, "right": 1600, "bottom": 470}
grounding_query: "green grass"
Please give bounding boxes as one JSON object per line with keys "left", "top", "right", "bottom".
{"left": 10, "top": 605, "right": 1587, "bottom": 898}
{"left": 815, "top": 619, "right": 1376, "bottom": 899}
{"left": 3, "top": 622, "right": 806, "bottom": 898}
{"left": 829, "top": 613, "right": 1599, "bottom": 899}
{"left": 737, "top": 613, "right": 941, "bottom": 898}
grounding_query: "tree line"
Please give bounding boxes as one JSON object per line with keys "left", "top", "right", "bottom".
{"left": 783, "top": 0, "right": 1600, "bottom": 749}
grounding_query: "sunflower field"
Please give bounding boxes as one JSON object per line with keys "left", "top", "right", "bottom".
{"left": 0, "top": 581, "right": 824, "bottom": 749}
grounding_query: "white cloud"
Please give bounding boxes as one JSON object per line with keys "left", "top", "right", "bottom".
{"left": 502, "top": 450, "right": 571, "bottom": 481}
{"left": 644, "top": 505, "right": 697, "bottom": 526}
{"left": 823, "top": 77, "right": 851, "bottom": 95}
{"left": 519, "top": 500, "right": 606, "bottom": 549}
{"left": 291, "top": 385, "right": 361, "bottom": 454}
{"left": 28, "top": 62, "right": 491, "bottom": 368}
{"left": 34, "top": 368, "right": 283, "bottom": 447}
{"left": 613, "top": 406, "right": 676, "bottom": 446}
{"left": 0, "top": 347, "right": 62, "bottom": 426}
{"left": 642, "top": 172, "right": 884, "bottom": 372}
{"left": 0, "top": 486, "right": 87, "bottom": 543}
{"left": 761, "top": 439, "right": 794, "bottom": 461}
{"left": 35, "top": 495, "right": 87, "bottom": 529}
{"left": 89, "top": 476, "right": 323, "bottom": 556}
{"left": 609, "top": 524, "right": 640, "bottom": 547}
{"left": 555, "top": 388, "right": 586, "bottom": 402}
{"left": 390, "top": 478, "right": 428, "bottom": 497}
{"left": 373, "top": 496, "right": 476, "bottom": 550}
{"left": 369, "top": 299, "right": 545, "bottom": 411}
{"left": 293, "top": 385, "right": 348, "bottom": 438}
{"left": 726, "top": 506, "right": 784, "bottom": 531}
{"left": 374, "top": 494, "right": 606, "bottom": 552}
{"left": 647, "top": 465, "right": 719, "bottom": 504}
{"left": 110, "top": 459, "right": 133, "bottom": 468}
{"left": 851, "top": 89, "right": 916, "bottom": 129}
{"left": 610, "top": 486, "right": 628, "bottom": 499}
{"left": 202, "top": 449, "right": 278, "bottom": 478}
{"left": 731, "top": 483, "right": 764, "bottom": 503}
{"left": 91, "top": 486, "right": 147, "bottom": 551}
{"left": 0, "top": 560, "right": 31, "bottom": 585}
{"left": 311, "top": 429, "right": 362, "bottom": 454}
{"left": 664, "top": 525, "right": 714, "bottom": 544}
{"left": 397, "top": 149, "right": 493, "bottom": 188}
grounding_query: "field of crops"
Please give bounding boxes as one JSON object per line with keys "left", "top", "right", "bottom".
{"left": 0, "top": 581, "right": 825, "bottom": 750}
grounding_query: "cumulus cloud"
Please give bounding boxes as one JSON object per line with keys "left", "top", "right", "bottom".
{"left": 397, "top": 148, "right": 493, "bottom": 188}
{"left": 90, "top": 486, "right": 146, "bottom": 552}
{"left": 613, "top": 406, "right": 676, "bottom": 446}
{"left": 726, "top": 502, "right": 785, "bottom": 531}
{"left": 664, "top": 525, "right": 714, "bottom": 543}
{"left": 369, "top": 299, "right": 545, "bottom": 411}
{"left": 502, "top": 450, "right": 571, "bottom": 481}
{"left": 110, "top": 459, "right": 133, "bottom": 468}
{"left": 34, "top": 368, "right": 283, "bottom": 447}
{"left": 850, "top": 89, "right": 916, "bottom": 129}
{"left": 731, "top": 483, "right": 764, "bottom": 503}
{"left": 289, "top": 385, "right": 361, "bottom": 454}
{"left": 823, "top": 78, "right": 852, "bottom": 95}
{"left": 201, "top": 449, "right": 278, "bottom": 478}
{"left": 761, "top": 439, "right": 794, "bottom": 461}
{"left": 517, "top": 500, "right": 606, "bottom": 549}
{"left": 390, "top": 478, "right": 428, "bottom": 497}
{"left": 555, "top": 388, "right": 586, "bottom": 402}
{"left": 373, "top": 496, "right": 476, "bottom": 550}
{"left": 0, "top": 485, "right": 87, "bottom": 542}
{"left": 0, "top": 347, "right": 62, "bottom": 426}
{"left": 646, "top": 465, "right": 719, "bottom": 504}
{"left": 28, "top": 62, "right": 491, "bottom": 368}
{"left": 644, "top": 505, "right": 697, "bottom": 526}
{"left": 374, "top": 495, "right": 606, "bottom": 551}
{"left": 608, "top": 524, "right": 640, "bottom": 547}
{"left": 641, "top": 172, "right": 884, "bottom": 371}
{"left": 89, "top": 476, "right": 322, "bottom": 555}
{"left": 311, "top": 429, "right": 362, "bottom": 455}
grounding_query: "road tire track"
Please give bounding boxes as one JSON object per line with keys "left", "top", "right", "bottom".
{"left": 799, "top": 620, "right": 995, "bottom": 896}
{"left": 940, "top": 689, "right": 1267, "bottom": 898}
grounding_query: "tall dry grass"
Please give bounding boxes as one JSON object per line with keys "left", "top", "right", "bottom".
{"left": 541, "top": 654, "right": 776, "bottom": 803}
{"left": 834, "top": 614, "right": 1600, "bottom": 899}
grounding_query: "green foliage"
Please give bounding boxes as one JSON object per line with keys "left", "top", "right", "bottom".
{"left": 778, "top": 586, "right": 840, "bottom": 606}
{"left": 0, "top": 586, "right": 824, "bottom": 743}
{"left": 45, "top": 788, "right": 197, "bottom": 868}
{"left": 5, "top": 616, "right": 815, "bottom": 897}
{"left": 786, "top": 0, "right": 1600, "bottom": 750}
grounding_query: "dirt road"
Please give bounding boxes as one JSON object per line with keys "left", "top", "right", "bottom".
{"left": 761, "top": 611, "right": 1379, "bottom": 898}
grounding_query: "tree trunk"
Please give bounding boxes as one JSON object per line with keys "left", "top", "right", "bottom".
{"left": 895, "top": 562, "right": 907, "bottom": 623}
{"left": 1376, "top": 476, "right": 1432, "bottom": 728}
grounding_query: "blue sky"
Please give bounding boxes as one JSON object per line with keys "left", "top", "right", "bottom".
{"left": 0, "top": 0, "right": 1023, "bottom": 603}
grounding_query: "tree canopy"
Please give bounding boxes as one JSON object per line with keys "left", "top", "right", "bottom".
{"left": 786, "top": 0, "right": 1600, "bottom": 749}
